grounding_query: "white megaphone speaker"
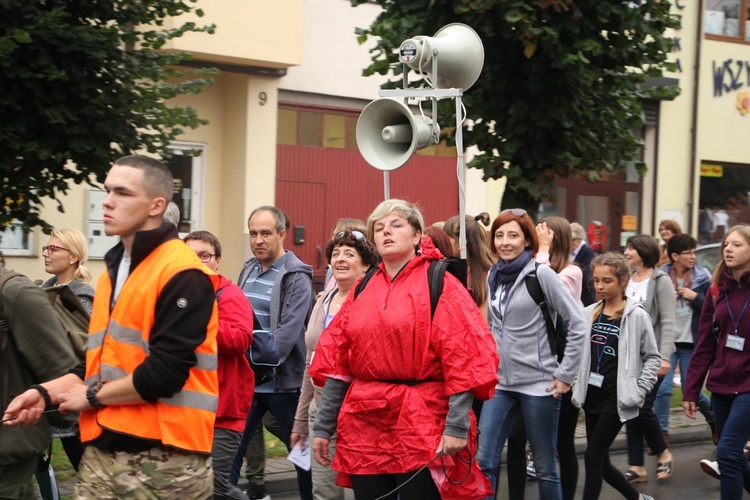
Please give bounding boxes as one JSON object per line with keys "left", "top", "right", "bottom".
{"left": 356, "top": 99, "right": 437, "bottom": 171}
{"left": 398, "top": 23, "right": 484, "bottom": 90}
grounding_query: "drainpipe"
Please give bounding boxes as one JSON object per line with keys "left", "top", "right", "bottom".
{"left": 687, "top": 0, "right": 704, "bottom": 234}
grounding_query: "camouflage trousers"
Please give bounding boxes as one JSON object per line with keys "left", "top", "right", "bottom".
{"left": 73, "top": 445, "right": 213, "bottom": 499}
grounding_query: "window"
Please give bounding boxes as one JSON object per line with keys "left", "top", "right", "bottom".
{"left": 167, "top": 143, "right": 205, "bottom": 236}
{"left": 706, "top": 0, "right": 750, "bottom": 42}
{"left": 0, "top": 221, "right": 35, "bottom": 257}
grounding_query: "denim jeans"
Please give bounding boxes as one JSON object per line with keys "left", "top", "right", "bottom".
{"left": 711, "top": 392, "right": 750, "bottom": 499}
{"left": 477, "top": 389, "right": 562, "bottom": 500}
{"left": 655, "top": 345, "right": 713, "bottom": 432}
{"left": 229, "top": 391, "right": 312, "bottom": 500}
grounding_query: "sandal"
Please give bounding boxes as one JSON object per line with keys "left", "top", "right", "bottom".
{"left": 624, "top": 469, "right": 648, "bottom": 483}
{"left": 656, "top": 459, "right": 673, "bottom": 480}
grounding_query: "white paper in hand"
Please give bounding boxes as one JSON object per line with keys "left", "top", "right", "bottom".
{"left": 287, "top": 438, "right": 311, "bottom": 471}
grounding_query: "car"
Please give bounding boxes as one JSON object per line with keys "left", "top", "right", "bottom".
{"left": 696, "top": 242, "right": 721, "bottom": 271}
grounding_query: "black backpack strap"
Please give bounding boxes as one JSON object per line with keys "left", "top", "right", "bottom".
{"left": 524, "top": 264, "right": 558, "bottom": 358}
{"left": 427, "top": 260, "right": 448, "bottom": 319}
{"left": 353, "top": 266, "right": 378, "bottom": 300}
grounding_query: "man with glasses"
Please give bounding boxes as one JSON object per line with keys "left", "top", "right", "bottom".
{"left": 184, "top": 230, "right": 255, "bottom": 500}
{"left": 654, "top": 233, "right": 717, "bottom": 445}
{"left": 230, "top": 206, "right": 313, "bottom": 500}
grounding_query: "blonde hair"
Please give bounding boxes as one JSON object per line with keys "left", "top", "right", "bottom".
{"left": 51, "top": 229, "right": 93, "bottom": 285}
{"left": 712, "top": 224, "right": 750, "bottom": 285}
{"left": 366, "top": 199, "right": 424, "bottom": 247}
{"left": 590, "top": 252, "right": 630, "bottom": 320}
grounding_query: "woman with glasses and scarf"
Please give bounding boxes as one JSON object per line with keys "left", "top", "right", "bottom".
{"left": 476, "top": 209, "right": 587, "bottom": 500}
{"left": 310, "top": 199, "right": 499, "bottom": 499}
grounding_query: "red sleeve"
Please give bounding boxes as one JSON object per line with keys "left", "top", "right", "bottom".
{"left": 216, "top": 279, "right": 254, "bottom": 357}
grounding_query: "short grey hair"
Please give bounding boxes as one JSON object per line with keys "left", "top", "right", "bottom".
{"left": 163, "top": 202, "right": 180, "bottom": 227}
{"left": 570, "top": 222, "right": 585, "bottom": 241}
{"left": 366, "top": 199, "right": 424, "bottom": 246}
{"left": 248, "top": 206, "right": 287, "bottom": 234}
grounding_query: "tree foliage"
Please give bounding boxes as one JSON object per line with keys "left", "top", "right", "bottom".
{"left": 0, "top": 0, "right": 216, "bottom": 231}
{"left": 353, "top": 0, "right": 680, "bottom": 211}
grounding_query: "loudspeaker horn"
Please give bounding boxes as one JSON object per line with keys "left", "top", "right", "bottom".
{"left": 356, "top": 99, "right": 436, "bottom": 171}
{"left": 399, "top": 23, "right": 484, "bottom": 90}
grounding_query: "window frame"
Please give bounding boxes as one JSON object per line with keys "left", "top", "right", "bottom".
{"left": 705, "top": 0, "right": 750, "bottom": 44}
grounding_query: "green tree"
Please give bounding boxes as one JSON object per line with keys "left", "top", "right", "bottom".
{"left": 353, "top": 0, "right": 679, "bottom": 213}
{"left": 0, "top": 0, "right": 216, "bottom": 231}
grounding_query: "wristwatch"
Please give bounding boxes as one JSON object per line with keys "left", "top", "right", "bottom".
{"left": 86, "top": 382, "right": 106, "bottom": 408}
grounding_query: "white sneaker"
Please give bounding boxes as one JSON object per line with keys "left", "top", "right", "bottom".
{"left": 700, "top": 459, "right": 720, "bottom": 479}
{"left": 673, "top": 375, "right": 681, "bottom": 387}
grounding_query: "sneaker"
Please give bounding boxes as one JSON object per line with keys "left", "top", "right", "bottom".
{"left": 245, "top": 484, "right": 272, "bottom": 500}
{"left": 700, "top": 459, "right": 720, "bottom": 480}
{"left": 526, "top": 451, "right": 537, "bottom": 479}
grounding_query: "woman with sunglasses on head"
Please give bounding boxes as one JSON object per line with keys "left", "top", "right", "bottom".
{"left": 656, "top": 220, "right": 682, "bottom": 268}
{"left": 621, "top": 234, "right": 676, "bottom": 483}
{"left": 476, "top": 209, "right": 587, "bottom": 500}
{"left": 40, "top": 229, "right": 95, "bottom": 472}
{"left": 310, "top": 199, "right": 498, "bottom": 499}
{"left": 684, "top": 224, "right": 750, "bottom": 499}
{"left": 41, "top": 229, "right": 95, "bottom": 313}
{"left": 290, "top": 229, "right": 379, "bottom": 500}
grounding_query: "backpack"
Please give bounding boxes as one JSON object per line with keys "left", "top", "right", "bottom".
{"left": 215, "top": 286, "right": 279, "bottom": 387}
{"left": 0, "top": 271, "right": 89, "bottom": 428}
{"left": 353, "top": 258, "right": 468, "bottom": 319}
{"left": 524, "top": 263, "right": 566, "bottom": 362}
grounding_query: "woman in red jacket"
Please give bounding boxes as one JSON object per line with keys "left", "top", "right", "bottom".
{"left": 310, "top": 199, "right": 499, "bottom": 499}
{"left": 683, "top": 224, "right": 750, "bottom": 499}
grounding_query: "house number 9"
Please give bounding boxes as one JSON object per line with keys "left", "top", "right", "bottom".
{"left": 259, "top": 92, "right": 267, "bottom": 106}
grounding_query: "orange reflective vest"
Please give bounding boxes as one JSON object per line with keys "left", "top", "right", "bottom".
{"left": 79, "top": 239, "right": 219, "bottom": 453}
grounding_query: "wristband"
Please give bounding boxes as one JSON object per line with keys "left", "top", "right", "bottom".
{"left": 29, "top": 384, "right": 51, "bottom": 410}
{"left": 86, "top": 381, "right": 106, "bottom": 408}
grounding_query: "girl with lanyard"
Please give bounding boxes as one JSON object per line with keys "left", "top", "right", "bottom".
{"left": 683, "top": 224, "right": 750, "bottom": 499}
{"left": 572, "top": 253, "right": 661, "bottom": 500}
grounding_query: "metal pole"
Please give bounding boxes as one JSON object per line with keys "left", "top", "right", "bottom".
{"left": 383, "top": 172, "right": 390, "bottom": 200}
{"left": 456, "top": 95, "right": 466, "bottom": 260}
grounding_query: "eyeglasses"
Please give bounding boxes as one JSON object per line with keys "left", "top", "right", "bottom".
{"left": 197, "top": 252, "right": 216, "bottom": 263}
{"left": 500, "top": 208, "right": 528, "bottom": 217}
{"left": 678, "top": 250, "right": 696, "bottom": 256}
{"left": 42, "top": 245, "right": 70, "bottom": 254}
{"left": 336, "top": 230, "right": 367, "bottom": 240}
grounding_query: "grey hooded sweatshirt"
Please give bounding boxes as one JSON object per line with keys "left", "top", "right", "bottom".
{"left": 571, "top": 299, "right": 661, "bottom": 422}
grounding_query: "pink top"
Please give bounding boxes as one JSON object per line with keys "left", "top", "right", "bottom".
{"left": 536, "top": 251, "right": 583, "bottom": 304}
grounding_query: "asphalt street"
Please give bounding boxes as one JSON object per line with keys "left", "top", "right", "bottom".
{"left": 268, "top": 440, "right": 748, "bottom": 499}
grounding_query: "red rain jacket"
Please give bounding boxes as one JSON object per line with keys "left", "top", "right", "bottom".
{"left": 310, "top": 239, "right": 499, "bottom": 498}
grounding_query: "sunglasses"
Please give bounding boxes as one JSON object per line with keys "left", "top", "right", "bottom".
{"left": 41, "top": 245, "right": 70, "bottom": 254}
{"left": 336, "top": 230, "right": 366, "bottom": 240}
{"left": 500, "top": 208, "right": 528, "bottom": 217}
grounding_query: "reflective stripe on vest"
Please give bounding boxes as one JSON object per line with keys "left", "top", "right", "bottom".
{"left": 79, "top": 239, "right": 219, "bottom": 453}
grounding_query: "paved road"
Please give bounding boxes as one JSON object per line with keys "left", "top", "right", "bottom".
{"left": 269, "top": 440, "right": 749, "bottom": 499}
